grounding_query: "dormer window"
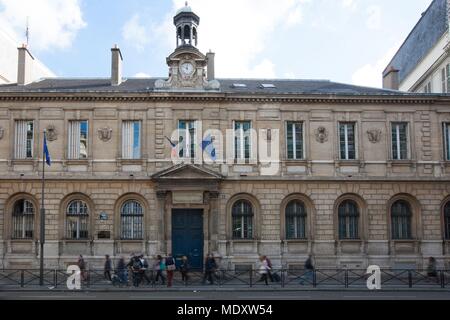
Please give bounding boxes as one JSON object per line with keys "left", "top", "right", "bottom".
{"left": 260, "top": 83, "right": 276, "bottom": 89}
{"left": 232, "top": 83, "right": 247, "bottom": 88}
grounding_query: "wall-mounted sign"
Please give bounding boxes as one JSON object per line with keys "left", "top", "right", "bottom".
{"left": 172, "top": 191, "right": 204, "bottom": 204}
{"left": 99, "top": 212, "right": 108, "bottom": 220}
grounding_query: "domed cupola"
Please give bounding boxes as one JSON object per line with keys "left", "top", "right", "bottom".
{"left": 174, "top": 2, "right": 200, "bottom": 47}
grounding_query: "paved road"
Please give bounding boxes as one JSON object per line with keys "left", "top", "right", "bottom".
{"left": 1, "top": 290, "right": 450, "bottom": 300}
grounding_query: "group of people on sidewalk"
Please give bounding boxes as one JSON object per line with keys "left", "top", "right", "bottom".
{"left": 76, "top": 253, "right": 441, "bottom": 287}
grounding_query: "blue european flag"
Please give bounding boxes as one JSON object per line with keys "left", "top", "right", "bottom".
{"left": 201, "top": 134, "right": 216, "bottom": 161}
{"left": 43, "top": 133, "right": 51, "bottom": 166}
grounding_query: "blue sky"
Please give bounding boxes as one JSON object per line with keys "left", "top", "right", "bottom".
{"left": 0, "top": 0, "right": 434, "bottom": 87}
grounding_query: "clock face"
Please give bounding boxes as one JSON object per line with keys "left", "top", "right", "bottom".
{"left": 180, "top": 62, "right": 195, "bottom": 76}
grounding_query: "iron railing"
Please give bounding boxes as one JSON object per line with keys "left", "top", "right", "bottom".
{"left": 0, "top": 268, "right": 448, "bottom": 290}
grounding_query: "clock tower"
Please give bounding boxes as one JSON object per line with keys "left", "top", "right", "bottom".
{"left": 155, "top": 2, "right": 220, "bottom": 91}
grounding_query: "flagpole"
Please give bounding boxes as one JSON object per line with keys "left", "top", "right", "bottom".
{"left": 39, "top": 130, "right": 46, "bottom": 286}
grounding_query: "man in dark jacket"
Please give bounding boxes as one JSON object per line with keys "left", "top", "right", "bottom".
{"left": 104, "top": 255, "right": 112, "bottom": 281}
{"left": 300, "top": 254, "right": 314, "bottom": 285}
{"left": 203, "top": 253, "right": 217, "bottom": 285}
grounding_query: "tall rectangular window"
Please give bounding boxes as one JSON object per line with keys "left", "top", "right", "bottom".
{"left": 122, "top": 121, "right": 141, "bottom": 159}
{"left": 14, "top": 120, "right": 34, "bottom": 159}
{"left": 178, "top": 120, "right": 196, "bottom": 159}
{"left": 423, "top": 81, "right": 432, "bottom": 93}
{"left": 286, "top": 122, "right": 304, "bottom": 160}
{"left": 68, "top": 120, "right": 88, "bottom": 159}
{"left": 392, "top": 122, "right": 409, "bottom": 160}
{"left": 443, "top": 123, "right": 450, "bottom": 161}
{"left": 234, "top": 121, "right": 251, "bottom": 161}
{"left": 339, "top": 122, "right": 356, "bottom": 160}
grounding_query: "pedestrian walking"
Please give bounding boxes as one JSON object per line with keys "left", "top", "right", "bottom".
{"left": 116, "top": 256, "right": 128, "bottom": 285}
{"left": 426, "top": 257, "right": 439, "bottom": 283}
{"left": 153, "top": 255, "right": 166, "bottom": 285}
{"left": 299, "top": 254, "right": 314, "bottom": 285}
{"left": 77, "top": 255, "right": 87, "bottom": 282}
{"left": 203, "top": 253, "right": 217, "bottom": 285}
{"left": 258, "top": 256, "right": 270, "bottom": 285}
{"left": 139, "top": 254, "right": 151, "bottom": 285}
{"left": 180, "top": 256, "right": 190, "bottom": 284}
{"left": 127, "top": 255, "right": 143, "bottom": 287}
{"left": 104, "top": 254, "right": 112, "bottom": 281}
{"left": 264, "top": 255, "right": 274, "bottom": 282}
{"left": 165, "top": 253, "right": 176, "bottom": 287}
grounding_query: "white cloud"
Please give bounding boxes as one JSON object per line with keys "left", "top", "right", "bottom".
{"left": 153, "top": 0, "right": 309, "bottom": 78}
{"left": 134, "top": 72, "right": 151, "bottom": 78}
{"left": 122, "top": 14, "right": 150, "bottom": 52}
{"left": 366, "top": 5, "right": 381, "bottom": 30}
{"left": 0, "top": 0, "right": 86, "bottom": 51}
{"left": 342, "top": 0, "right": 357, "bottom": 10}
{"left": 351, "top": 44, "right": 400, "bottom": 88}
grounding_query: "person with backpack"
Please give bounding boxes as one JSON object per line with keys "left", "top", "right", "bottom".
{"left": 165, "top": 253, "right": 176, "bottom": 287}
{"left": 153, "top": 255, "right": 166, "bottom": 285}
{"left": 264, "top": 255, "right": 274, "bottom": 282}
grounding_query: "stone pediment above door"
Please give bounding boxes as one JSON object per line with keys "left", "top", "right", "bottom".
{"left": 152, "top": 163, "right": 223, "bottom": 181}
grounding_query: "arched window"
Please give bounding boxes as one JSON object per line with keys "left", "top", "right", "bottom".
{"left": 12, "top": 199, "right": 34, "bottom": 239}
{"left": 232, "top": 200, "right": 253, "bottom": 239}
{"left": 120, "top": 200, "right": 143, "bottom": 240}
{"left": 444, "top": 202, "right": 450, "bottom": 240}
{"left": 391, "top": 200, "right": 412, "bottom": 240}
{"left": 338, "top": 200, "right": 359, "bottom": 239}
{"left": 285, "top": 200, "right": 307, "bottom": 239}
{"left": 66, "top": 200, "right": 89, "bottom": 239}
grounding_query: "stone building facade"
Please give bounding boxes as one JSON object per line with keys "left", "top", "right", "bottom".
{"left": 1, "top": 4, "right": 450, "bottom": 271}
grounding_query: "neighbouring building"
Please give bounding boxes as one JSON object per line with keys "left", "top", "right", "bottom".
{"left": 0, "top": 28, "right": 54, "bottom": 85}
{"left": 0, "top": 4, "right": 450, "bottom": 271}
{"left": 383, "top": 0, "right": 450, "bottom": 93}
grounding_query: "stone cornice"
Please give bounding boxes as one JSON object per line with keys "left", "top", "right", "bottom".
{"left": 0, "top": 92, "right": 441, "bottom": 105}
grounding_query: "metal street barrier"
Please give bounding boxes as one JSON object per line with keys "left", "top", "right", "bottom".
{"left": 0, "top": 268, "right": 448, "bottom": 290}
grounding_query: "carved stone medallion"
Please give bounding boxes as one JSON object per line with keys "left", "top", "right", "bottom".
{"left": 315, "top": 126, "right": 328, "bottom": 143}
{"left": 46, "top": 125, "right": 58, "bottom": 141}
{"left": 98, "top": 127, "right": 112, "bottom": 142}
{"left": 367, "top": 128, "right": 382, "bottom": 144}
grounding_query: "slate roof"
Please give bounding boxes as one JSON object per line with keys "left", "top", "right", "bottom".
{"left": 384, "top": 0, "right": 448, "bottom": 83}
{"left": 0, "top": 77, "right": 414, "bottom": 96}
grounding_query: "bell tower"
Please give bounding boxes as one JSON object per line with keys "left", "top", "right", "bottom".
{"left": 155, "top": 2, "right": 220, "bottom": 91}
{"left": 174, "top": 2, "right": 199, "bottom": 47}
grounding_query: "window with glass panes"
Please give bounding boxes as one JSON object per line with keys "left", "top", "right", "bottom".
{"left": 286, "top": 122, "right": 304, "bottom": 160}
{"left": 122, "top": 121, "right": 141, "bottom": 159}
{"left": 120, "top": 200, "right": 143, "bottom": 240}
{"left": 178, "top": 120, "right": 197, "bottom": 159}
{"left": 443, "top": 123, "right": 450, "bottom": 161}
{"left": 391, "top": 123, "right": 409, "bottom": 160}
{"left": 12, "top": 199, "right": 34, "bottom": 239}
{"left": 232, "top": 200, "right": 253, "bottom": 239}
{"left": 234, "top": 121, "right": 251, "bottom": 161}
{"left": 338, "top": 200, "right": 359, "bottom": 239}
{"left": 14, "top": 120, "right": 34, "bottom": 159}
{"left": 68, "top": 120, "right": 88, "bottom": 159}
{"left": 391, "top": 200, "right": 412, "bottom": 240}
{"left": 66, "top": 200, "right": 89, "bottom": 240}
{"left": 285, "top": 200, "right": 307, "bottom": 239}
{"left": 339, "top": 123, "right": 356, "bottom": 160}
{"left": 444, "top": 202, "right": 450, "bottom": 240}
{"left": 441, "top": 65, "right": 450, "bottom": 93}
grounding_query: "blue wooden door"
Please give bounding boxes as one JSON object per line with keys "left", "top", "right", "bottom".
{"left": 172, "top": 209, "right": 204, "bottom": 270}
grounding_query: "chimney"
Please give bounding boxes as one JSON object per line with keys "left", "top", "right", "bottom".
{"left": 206, "top": 51, "right": 215, "bottom": 81}
{"left": 111, "top": 45, "right": 123, "bottom": 86}
{"left": 382, "top": 66, "right": 399, "bottom": 90}
{"left": 17, "top": 44, "right": 34, "bottom": 86}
